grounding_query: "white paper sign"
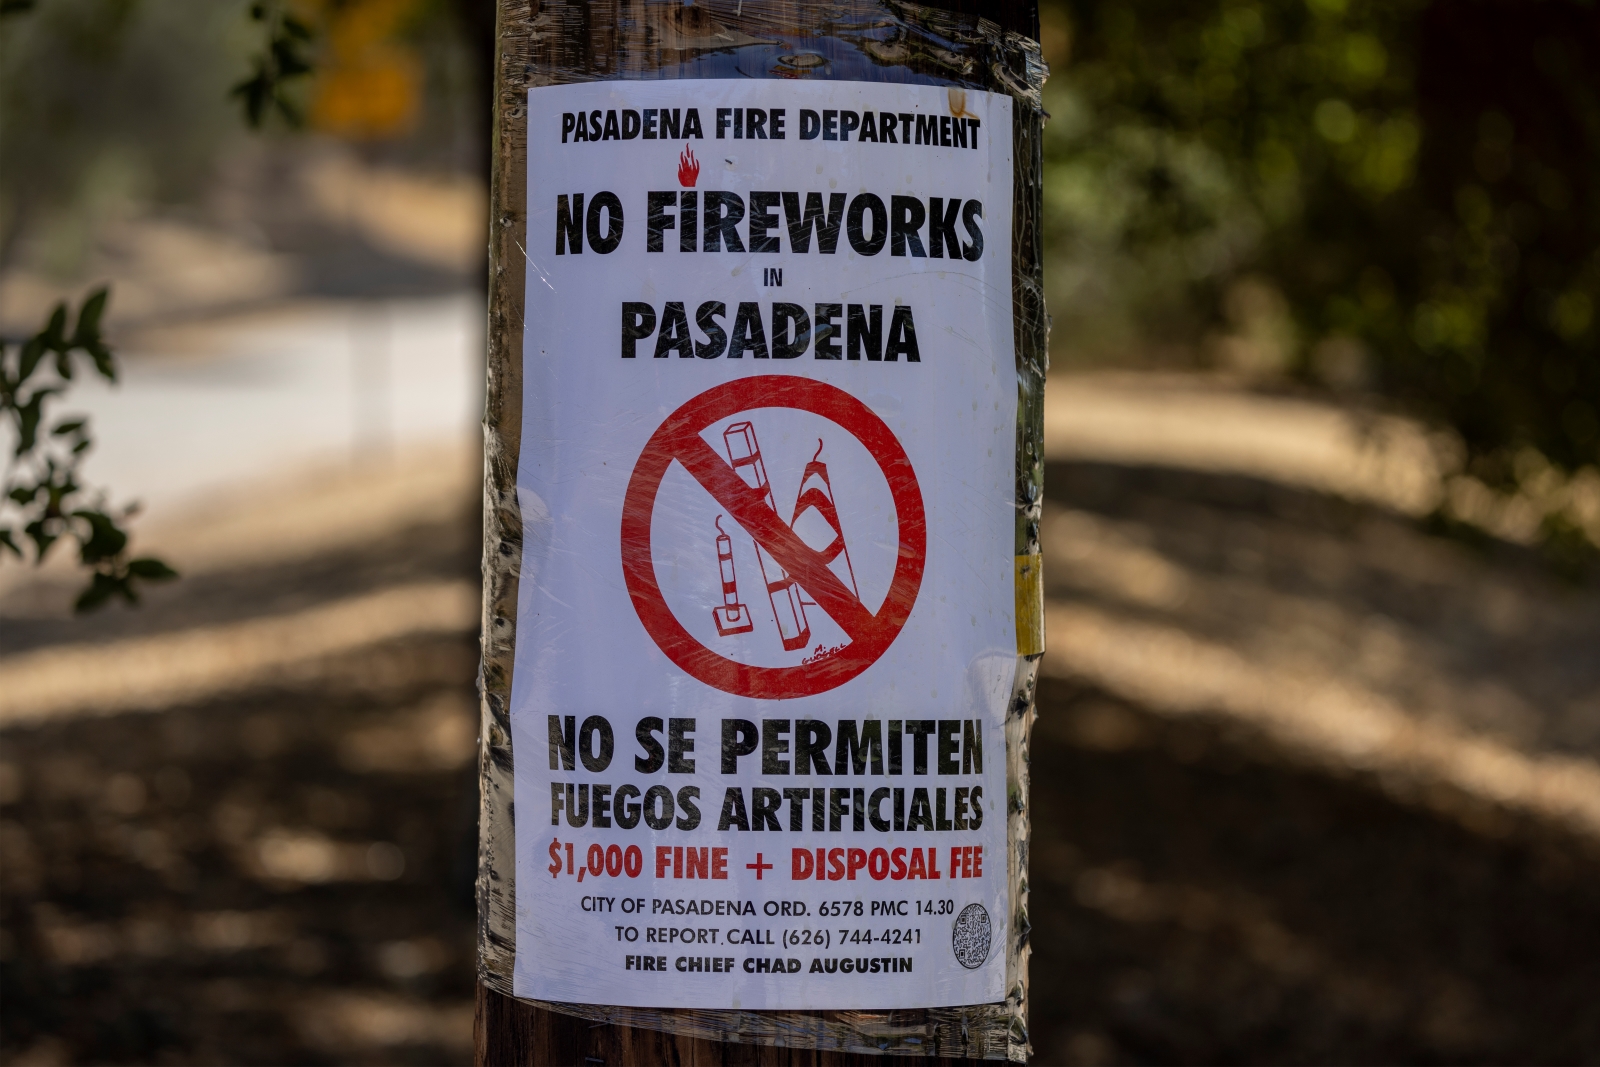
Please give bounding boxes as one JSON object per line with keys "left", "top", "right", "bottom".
{"left": 512, "top": 78, "right": 1015, "bottom": 1010}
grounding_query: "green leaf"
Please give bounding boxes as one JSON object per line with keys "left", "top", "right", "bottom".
{"left": 42, "top": 304, "right": 67, "bottom": 350}
{"left": 15, "top": 391, "right": 50, "bottom": 456}
{"left": 72, "top": 509, "right": 129, "bottom": 564}
{"left": 126, "top": 557, "right": 178, "bottom": 580}
{"left": 74, "top": 572, "right": 129, "bottom": 613}
{"left": 9, "top": 485, "right": 38, "bottom": 505}
{"left": 231, "top": 71, "right": 273, "bottom": 129}
{"left": 0, "top": 0, "right": 38, "bottom": 15}
{"left": 88, "top": 342, "right": 116, "bottom": 382}
{"left": 73, "top": 287, "right": 109, "bottom": 348}
{"left": 52, "top": 419, "right": 86, "bottom": 436}
{"left": 18, "top": 335, "right": 47, "bottom": 383}
{"left": 271, "top": 39, "right": 311, "bottom": 77}
{"left": 0, "top": 529, "right": 20, "bottom": 557}
{"left": 24, "top": 517, "right": 58, "bottom": 560}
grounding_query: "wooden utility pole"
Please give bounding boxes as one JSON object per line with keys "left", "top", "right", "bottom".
{"left": 476, "top": 994, "right": 988, "bottom": 1066}
{"left": 477, "top": 2, "right": 1044, "bottom": 1063}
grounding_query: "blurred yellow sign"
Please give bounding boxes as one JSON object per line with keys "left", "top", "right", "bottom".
{"left": 307, "top": 0, "right": 422, "bottom": 139}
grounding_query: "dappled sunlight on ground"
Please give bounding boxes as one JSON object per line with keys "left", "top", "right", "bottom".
{"left": 3, "top": 370, "right": 1599, "bottom": 1063}
{"left": 1, "top": 633, "right": 480, "bottom": 1066}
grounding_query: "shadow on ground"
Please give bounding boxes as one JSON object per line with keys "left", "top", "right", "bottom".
{"left": 3, "top": 453, "right": 1599, "bottom": 1064}
{"left": 0, "top": 499, "right": 478, "bottom": 658}
{"left": 0, "top": 636, "right": 480, "bottom": 1066}
{"left": 1027, "top": 677, "right": 1600, "bottom": 1065}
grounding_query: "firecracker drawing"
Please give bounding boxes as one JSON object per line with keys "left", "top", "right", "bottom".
{"left": 790, "top": 438, "right": 860, "bottom": 605}
{"left": 711, "top": 516, "right": 755, "bottom": 636}
{"left": 721, "top": 421, "right": 812, "bottom": 652}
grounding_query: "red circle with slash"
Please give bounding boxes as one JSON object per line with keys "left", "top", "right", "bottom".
{"left": 621, "top": 376, "right": 926, "bottom": 699}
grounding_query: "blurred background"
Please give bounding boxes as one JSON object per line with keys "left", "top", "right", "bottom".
{"left": 1, "top": 1, "right": 1597, "bottom": 1063}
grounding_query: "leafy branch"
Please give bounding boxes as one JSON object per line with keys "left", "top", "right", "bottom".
{"left": 0, "top": 0, "right": 320, "bottom": 611}
{"left": 1, "top": 289, "right": 177, "bottom": 611}
{"left": 231, "top": 1, "right": 315, "bottom": 129}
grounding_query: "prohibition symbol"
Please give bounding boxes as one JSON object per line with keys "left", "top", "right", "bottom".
{"left": 621, "top": 377, "right": 926, "bottom": 699}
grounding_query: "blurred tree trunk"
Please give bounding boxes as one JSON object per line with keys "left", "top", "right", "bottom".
{"left": 451, "top": 0, "right": 498, "bottom": 297}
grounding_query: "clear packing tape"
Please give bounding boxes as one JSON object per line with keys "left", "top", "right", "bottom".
{"left": 478, "top": 1, "right": 1047, "bottom": 1058}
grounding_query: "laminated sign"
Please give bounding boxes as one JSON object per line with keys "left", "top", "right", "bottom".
{"left": 512, "top": 78, "right": 1016, "bottom": 1011}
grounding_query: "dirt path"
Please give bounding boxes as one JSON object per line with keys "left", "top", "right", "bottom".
{"left": 1, "top": 634, "right": 480, "bottom": 1066}
{"left": 1028, "top": 678, "right": 1600, "bottom": 1064}
{"left": 3, "top": 375, "right": 1598, "bottom": 1064}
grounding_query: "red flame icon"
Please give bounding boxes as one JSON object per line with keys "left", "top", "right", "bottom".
{"left": 677, "top": 144, "right": 700, "bottom": 187}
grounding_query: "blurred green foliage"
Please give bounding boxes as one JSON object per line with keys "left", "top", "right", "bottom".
{"left": 0, "top": 0, "right": 244, "bottom": 276}
{"left": 1042, "top": 0, "right": 1600, "bottom": 485}
{"left": 0, "top": 289, "right": 177, "bottom": 611}
{"left": 0, "top": 0, "right": 482, "bottom": 277}
{"left": 1, "top": 0, "right": 482, "bottom": 610}
{"left": 231, "top": 1, "right": 315, "bottom": 129}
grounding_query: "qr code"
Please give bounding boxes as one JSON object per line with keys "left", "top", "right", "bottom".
{"left": 951, "top": 903, "right": 992, "bottom": 969}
